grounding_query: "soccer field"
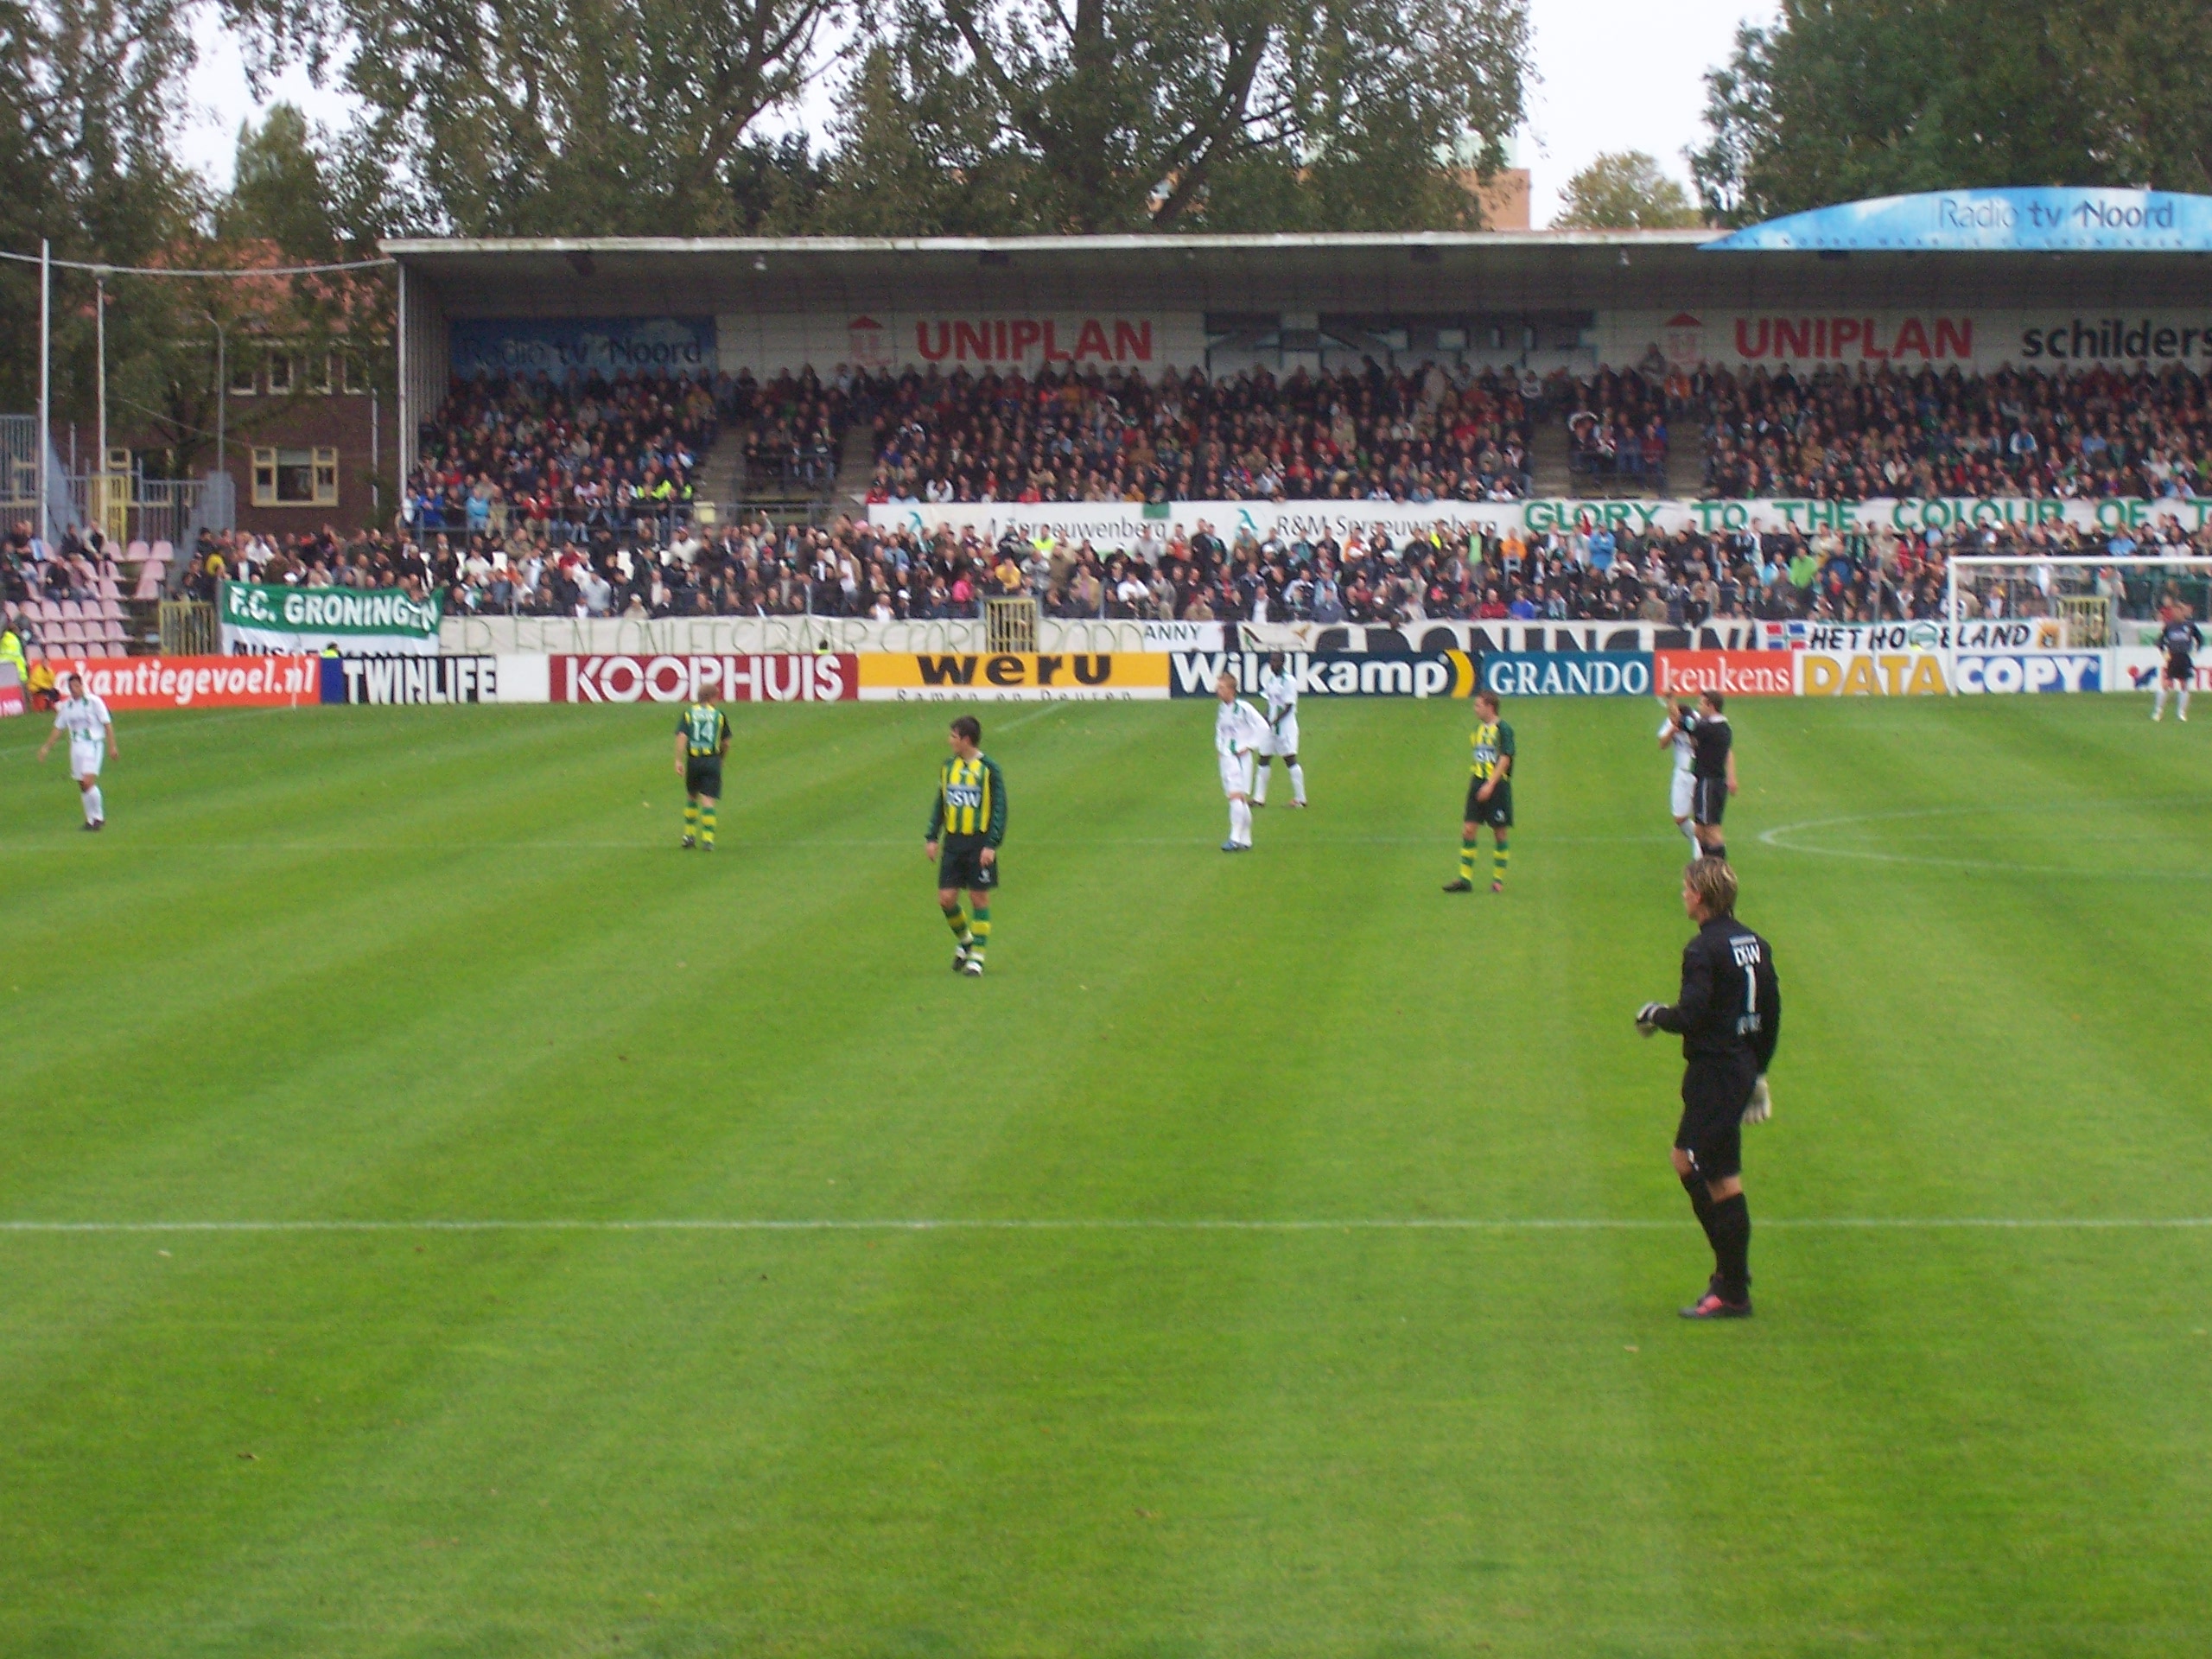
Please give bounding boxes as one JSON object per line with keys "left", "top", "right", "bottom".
{"left": 5, "top": 692, "right": 2210, "bottom": 1657}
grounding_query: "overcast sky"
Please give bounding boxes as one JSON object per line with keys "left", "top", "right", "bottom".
{"left": 176, "top": 0, "right": 1779, "bottom": 226}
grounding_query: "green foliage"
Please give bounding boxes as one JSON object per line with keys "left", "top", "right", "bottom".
{"left": 221, "top": 0, "right": 842, "bottom": 236}
{"left": 1694, "top": 0, "right": 2212, "bottom": 225}
{"left": 830, "top": 0, "right": 1530, "bottom": 232}
{"left": 1554, "top": 150, "right": 1700, "bottom": 230}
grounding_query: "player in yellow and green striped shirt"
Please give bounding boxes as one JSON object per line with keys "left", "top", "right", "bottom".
{"left": 1445, "top": 690, "right": 1514, "bottom": 894}
{"left": 924, "top": 715, "right": 1007, "bottom": 976}
{"left": 674, "top": 698, "right": 731, "bottom": 849}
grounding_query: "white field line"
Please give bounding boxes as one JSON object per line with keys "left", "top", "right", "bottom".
{"left": 3, "top": 1217, "right": 2209, "bottom": 1235}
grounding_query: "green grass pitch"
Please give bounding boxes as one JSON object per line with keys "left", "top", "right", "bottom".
{"left": 3, "top": 691, "right": 2210, "bottom": 1657}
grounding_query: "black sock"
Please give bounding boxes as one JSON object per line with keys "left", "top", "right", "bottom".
{"left": 1681, "top": 1173, "right": 1718, "bottom": 1246}
{"left": 1708, "top": 1192, "right": 1751, "bottom": 1301}
{"left": 1710, "top": 840, "right": 1726, "bottom": 861}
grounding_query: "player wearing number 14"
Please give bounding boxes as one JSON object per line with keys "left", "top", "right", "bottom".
{"left": 675, "top": 698, "right": 731, "bottom": 849}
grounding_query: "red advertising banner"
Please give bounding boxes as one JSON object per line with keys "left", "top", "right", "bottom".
{"left": 40, "top": 654, "right": 321, "bottom": 710}
{"left": 1653, "top": 651, "right": 1797, "bottom": 697}
{"left": 552, "top": 653, "right": 859, "bottom": 703}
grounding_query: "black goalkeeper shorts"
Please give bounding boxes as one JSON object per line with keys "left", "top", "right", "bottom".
{"left": 1675, "top": 1052, "right": 1758, "bottom": 1182}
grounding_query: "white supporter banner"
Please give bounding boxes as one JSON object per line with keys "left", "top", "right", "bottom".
{"left": 868, "top": 496, "right": 2212, "bottom": 553}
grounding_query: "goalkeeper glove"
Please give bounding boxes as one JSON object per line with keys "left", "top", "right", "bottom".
{"left": 1742, "top": 1074, "right": 1772, "bottom": 1125}
{"left": 1635, "top": 1001, "right": 1667, "bottom": 1036}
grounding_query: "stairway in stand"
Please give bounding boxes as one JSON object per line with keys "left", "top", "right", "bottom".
{"left": 1529, "top": 416, "right": 1573, "bottom": 497}
{"left": 699, "top": 429, "right": 749, "bottom": 521}
{"left": 830, "top": 437, "right": 878, "bottom": 512}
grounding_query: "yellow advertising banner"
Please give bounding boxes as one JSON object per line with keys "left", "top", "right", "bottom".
{"left": 858, "top": 652, "right": 1169, "bottom": 701}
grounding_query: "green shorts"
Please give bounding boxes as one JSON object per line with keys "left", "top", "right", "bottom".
{"left": 1465, "top": 777, "right": 1512, "bottom": 830}
{"left": 684, "top": 758, "right": 723, "bottom": 798}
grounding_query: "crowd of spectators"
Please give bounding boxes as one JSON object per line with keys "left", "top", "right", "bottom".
{"left": 865, "top": 360, "right": 1535, "bottom": 506}
{"left": 402, "top": 365, "right": 857, "bottom": 538}
{"left": 1695, "top": 359, "right": 2212, "bottom": 501}
{"left": 1565, "top": 366, "right": 1674, "bottom": 488}
{"left": 172, "top": 487, "right": 2212, "bottom": 636}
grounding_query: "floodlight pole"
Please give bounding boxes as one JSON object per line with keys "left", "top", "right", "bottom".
{"left": 204, "top": 310, "right": 226, "bottom": 473}
{"left": 95, "top": 270, "right": 108, "bottom": 485}
{"left": 36, "top": 238, "right": 49, "bottom": 550}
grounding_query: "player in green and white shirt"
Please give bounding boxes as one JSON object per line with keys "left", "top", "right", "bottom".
{"left": 36, "top": 673, "right": 118, "bottom": 831}
{"left": 673, "top": 698, "right": 731, "bottom": 849}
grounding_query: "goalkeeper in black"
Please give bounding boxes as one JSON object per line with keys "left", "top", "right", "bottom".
{"left": 1637, "top": 857, "right": 1781, "bottom": 1319}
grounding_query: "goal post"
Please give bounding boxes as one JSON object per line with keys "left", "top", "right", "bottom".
{"left": 1944, "top": 555, "right": 2212, "bottom": 694}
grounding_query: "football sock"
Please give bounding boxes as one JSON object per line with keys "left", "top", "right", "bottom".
{"left": 2153, "top": 685, "right": 2168, "bottom": 717}
{"left": 700, "top": 804, "right": 715, "bottom": 847}
{"left": 84, "top": 787, "right": 101, "bottom": 823}
{"left": 1492, "top": 838, "right": 1509, "bottom": 885}
{"left": 1680, "top": 818, "right": 1700, "bottom": 849}
{"left": 2181, "top": 688, "right": 2192, "bottom": 718}
{"left": 1708, "top": 1192, "right": 1751, "bottom": 1301}
{"left": 1289, "top": 763, "right": 1306, "bottom": 804}
{"left": 1230, "top": 798, "right": 1253, "bottom": 845}
{"left": 1252, "top": 764, "right": 1268, "bottom": 804}
{"left": 1680, "top": 1173, "right": 1718, "bottom": 1245}
{"left": 683, "top": 801, "right": 699, "bottom": 836}
{"left": 943, "top": 904, "right": 970, "bottom": 945}
{"left": 969, "top": 905, "right": 990, "bottom": 962}
{"left": 1708, "top": 840, "right": 1726, "bottom": 861}
{"left": 1459, "top": 837, "right": 1477, "bottom": 880}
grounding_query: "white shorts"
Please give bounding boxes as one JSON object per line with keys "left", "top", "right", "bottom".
{"left": 70, "top": 741, "right": 104, "bottom": 779}
{"left": 1219, "top": 752, "right": 1253, "bottom": 798}
{"left": 1261, "top": 715, "right": 1300, "bottom": 757}
{"left": 1669, "top": 769, "right": 1694, "bottom": 819}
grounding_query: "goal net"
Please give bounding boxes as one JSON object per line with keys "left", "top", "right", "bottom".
{"left": 1947, "top": 556, "right": 2212, "bottom": 654}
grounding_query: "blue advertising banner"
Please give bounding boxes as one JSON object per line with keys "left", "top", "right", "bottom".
{"left": 449, "top": 317, "right": 717, "bottom": 380}
{"left": 1705, "top": 188, "right": 2212, "bottom": 254}
{"left": 1480, "top": 652, "right": 1653, "bottom": 696}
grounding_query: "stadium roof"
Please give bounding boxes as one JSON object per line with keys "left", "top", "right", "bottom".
{"left": 385, "top": 213, "right": 2212, "bottom": 320}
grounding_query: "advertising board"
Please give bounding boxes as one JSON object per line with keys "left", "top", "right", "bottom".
{"left": 1168, "top": 650, "right": 1475, "bottom": 699}
{"left": 1479, "top": 652, "right": 1653, "bottom": 696}
{"left": 858, "top": 652, "right": 1166, "bottom": 701}
{"left": 553, "top": 654, "right": 859, "bottom": 703}
{"left": 1653, "top": 652, "right": 1796, "bottom": 697}
{"left": 39, "top": 654, "right": 321, "bottom": 710}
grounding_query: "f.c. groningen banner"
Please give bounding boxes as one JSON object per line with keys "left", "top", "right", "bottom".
{"left": 219, "top": 582, "right": 443, "bottom": 657}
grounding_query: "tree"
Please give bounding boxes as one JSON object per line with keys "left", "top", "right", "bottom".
{"left": 1554, "top": 151, "right": 1700, "bottom": 230}
{"left": 826, "top": 0, "right": 1531, "bottom": 233}
{"left": 1693, "top": 0, "right": 2212, "bottom": 226}
{"left": 225, "top": 0, "right": 843, "bottom": 235}
{"left": 0, "top": 0, "right": 203, "bottom": 417}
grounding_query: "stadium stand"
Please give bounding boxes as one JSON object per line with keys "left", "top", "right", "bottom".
{"left": 0, "top": 522, "right": 160, "bottom": 658}
{"left": 1694, "top": 360, "right": 2212, "bottom": 500}
{"left": 864, "top": 361, "right": 1535, "bottom": 505}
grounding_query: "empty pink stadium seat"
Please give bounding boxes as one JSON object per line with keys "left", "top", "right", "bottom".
{"left": 125, "top": 540, "right": 149, "bottom": 563}
{"left": 150, "top": 539, "right": 173, "bottom": 563}
{"left": 100, "top": 599, "right": 124, "bottom": 620}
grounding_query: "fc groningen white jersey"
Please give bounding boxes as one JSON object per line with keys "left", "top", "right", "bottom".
{"left": 54, "top": 694, "right": 111, "bottom": 745}
{"left": 1661, "top": 712, "right": 1694, "bottom": 773}
{"left": 1216, "top": 697, "right": 1268, "bottom": 756}
{"left": 1259, "top": 666, "right": 1298, "bottom": 724}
